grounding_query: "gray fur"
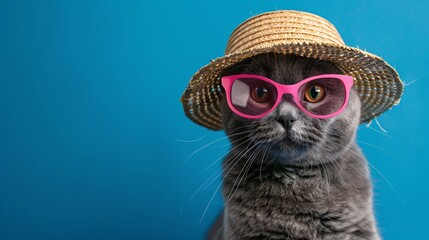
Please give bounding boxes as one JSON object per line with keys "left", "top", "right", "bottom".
{"left": 208, "top": 54, "right": 380, "bottom": 240}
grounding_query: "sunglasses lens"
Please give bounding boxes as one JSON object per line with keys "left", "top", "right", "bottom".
{"left": 230, "top": 78, "right": 277, "bottom": 116}
{"left": 299, "top": 77, "right": 346, "bottom": 116}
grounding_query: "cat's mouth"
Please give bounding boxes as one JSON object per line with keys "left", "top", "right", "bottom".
{"left": 266, "top": 132, "right": 313, "bottom": 163}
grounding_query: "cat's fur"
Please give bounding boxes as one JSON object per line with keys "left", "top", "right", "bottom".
{"left": 208, "top": 53, "right": 380, "bottom": 240}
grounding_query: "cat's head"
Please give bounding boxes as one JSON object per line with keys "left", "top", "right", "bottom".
{"left": 220, "top": 53, "right": 361, "bottom": 166}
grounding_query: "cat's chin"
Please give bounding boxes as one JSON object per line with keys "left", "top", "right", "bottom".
{"left": 267, "top": 136, "right": 313, "bottom": 164}
{"left": 269, "top": 147, "right": 310, "bottom": 164}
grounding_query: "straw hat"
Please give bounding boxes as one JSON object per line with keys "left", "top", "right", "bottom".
{"left": 181, "top": 10, "right": 403, "bottom": 130}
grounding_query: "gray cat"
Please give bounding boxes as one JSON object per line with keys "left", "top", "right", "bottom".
{"left": 208, "top": 53, "right": 380, "bottom": 240}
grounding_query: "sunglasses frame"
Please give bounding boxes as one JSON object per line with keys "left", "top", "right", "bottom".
{"left": 221, "top": 74, "right": 354, "bottom": 119}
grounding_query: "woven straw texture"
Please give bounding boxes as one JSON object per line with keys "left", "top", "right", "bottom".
{"left": 181, "top": 10, "right": 403, "bottom": 130}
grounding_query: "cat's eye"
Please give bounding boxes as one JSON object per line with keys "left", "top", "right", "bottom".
{"left": 304, "top": 84, "right": 325, "bottom": 103}
{"left": 222, "top": 74, "right": 353, "bottom": 119}
{"left": 251, "top": 85, "right": 271, "bottom": 103}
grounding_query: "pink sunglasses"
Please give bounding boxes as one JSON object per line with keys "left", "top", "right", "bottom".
{"left": 221, "top": 74, "right": 354, "bottom": 119}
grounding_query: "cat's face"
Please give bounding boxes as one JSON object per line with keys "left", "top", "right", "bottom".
{"left": 221, "top": 53, "right": 361, "bottom": 166}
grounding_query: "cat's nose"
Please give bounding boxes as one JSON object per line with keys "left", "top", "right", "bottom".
{"left": 276, "top": 100, "right": 298, "bottom": 131}
{"left": 276, "top": 114, "right": 297, "bottom": 131}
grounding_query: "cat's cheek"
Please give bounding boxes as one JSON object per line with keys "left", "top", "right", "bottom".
{"left": 272, "top": 121, "right": 287, "bottom": 135}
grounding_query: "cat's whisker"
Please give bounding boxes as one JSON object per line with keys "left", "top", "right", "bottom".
{"left": 358, "top": 158, "right": 406, "bottom": 205}
{"left": 200, "top": 153, "right": 227, "bottom": 174}
{"left": 198, "top": 142, "right": 252, "bottom": 223}
{"left": 227, "top": 150, "right": 261, "bottom": 209}
{"left": 242, "top": 144, "right": 264, "bottom": 187}
{"left": 190, "top": 137, "right": 254, "bottom": 205}
{"left": 356, "top": 140, "right": 389, "bottom": 154}
{"left": 226, "top": 142, "right": 263, "bottom": 204}
{"left": 363, "top": 159, "right": 407, "bottom": 206}
{"left": 200, "top": 134, "right": 253, "bottom": 174}
{"left": 218, "top": 131, "right": 253, "bottom": 149}
{"left": 184, "top": 138, "right": 228, "bottom": 163}
{"left": 229, "top": 125, "right": 250, "bottom": 133}
{"left": 326, "top": 138, "right": 406, "bottom": 206}
{"left": 175, "top": 135, "right": 205, "bottom": 143}
{"left": 323, "top": 138, "right": 369, "bottom": 181}
{"left": 196, "top": 143, "right": 255, "bottom": 206}
{"left": 187, "top": 167, "right": 222, "bottom": 203}
{"left": 200, "top": 154, "right": 241, "bottom": 224}
{"left": 199, "top": 138, "right": 253, "bottom": 193}
{"left": 184, "top": 130, "right": 253, "bottom": 162}
{"left": 329, "top": 153, "right": 359, "bottom": 212}
{"left": 320, "top": 162, "right": 331, "bottom": 203}
{"left": 259, "top": 145, "right": 269, "bottom": 183}
{"left": 225, "top": 140, "right": 260, "bottom": 203}
{"left": 199, "top": 178, "right": 223, "bottom": 224}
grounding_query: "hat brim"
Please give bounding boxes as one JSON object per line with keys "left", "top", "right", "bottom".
{"left": 181, "top": 42, "right": 403, "bottom": 130}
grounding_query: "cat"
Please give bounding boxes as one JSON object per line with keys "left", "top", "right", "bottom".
{"left": 207, "top": 53, "right": 380, "bottom": 240}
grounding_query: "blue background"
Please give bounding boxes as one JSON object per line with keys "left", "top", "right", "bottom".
{"left": 0, "top": 0, "right": 428, "bottom": 239}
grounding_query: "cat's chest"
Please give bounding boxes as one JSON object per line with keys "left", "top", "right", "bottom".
{"left": 225, "top": 181, "right": 357, "bottom": 239}
{"left": 224, "top": 166, "right": 335, "bottom": 206}
{"left": 232, "top": 173, "right": 334, "bottom": 214}
{"left": 223, "top": 170, "right": 366, "bottom": 239}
